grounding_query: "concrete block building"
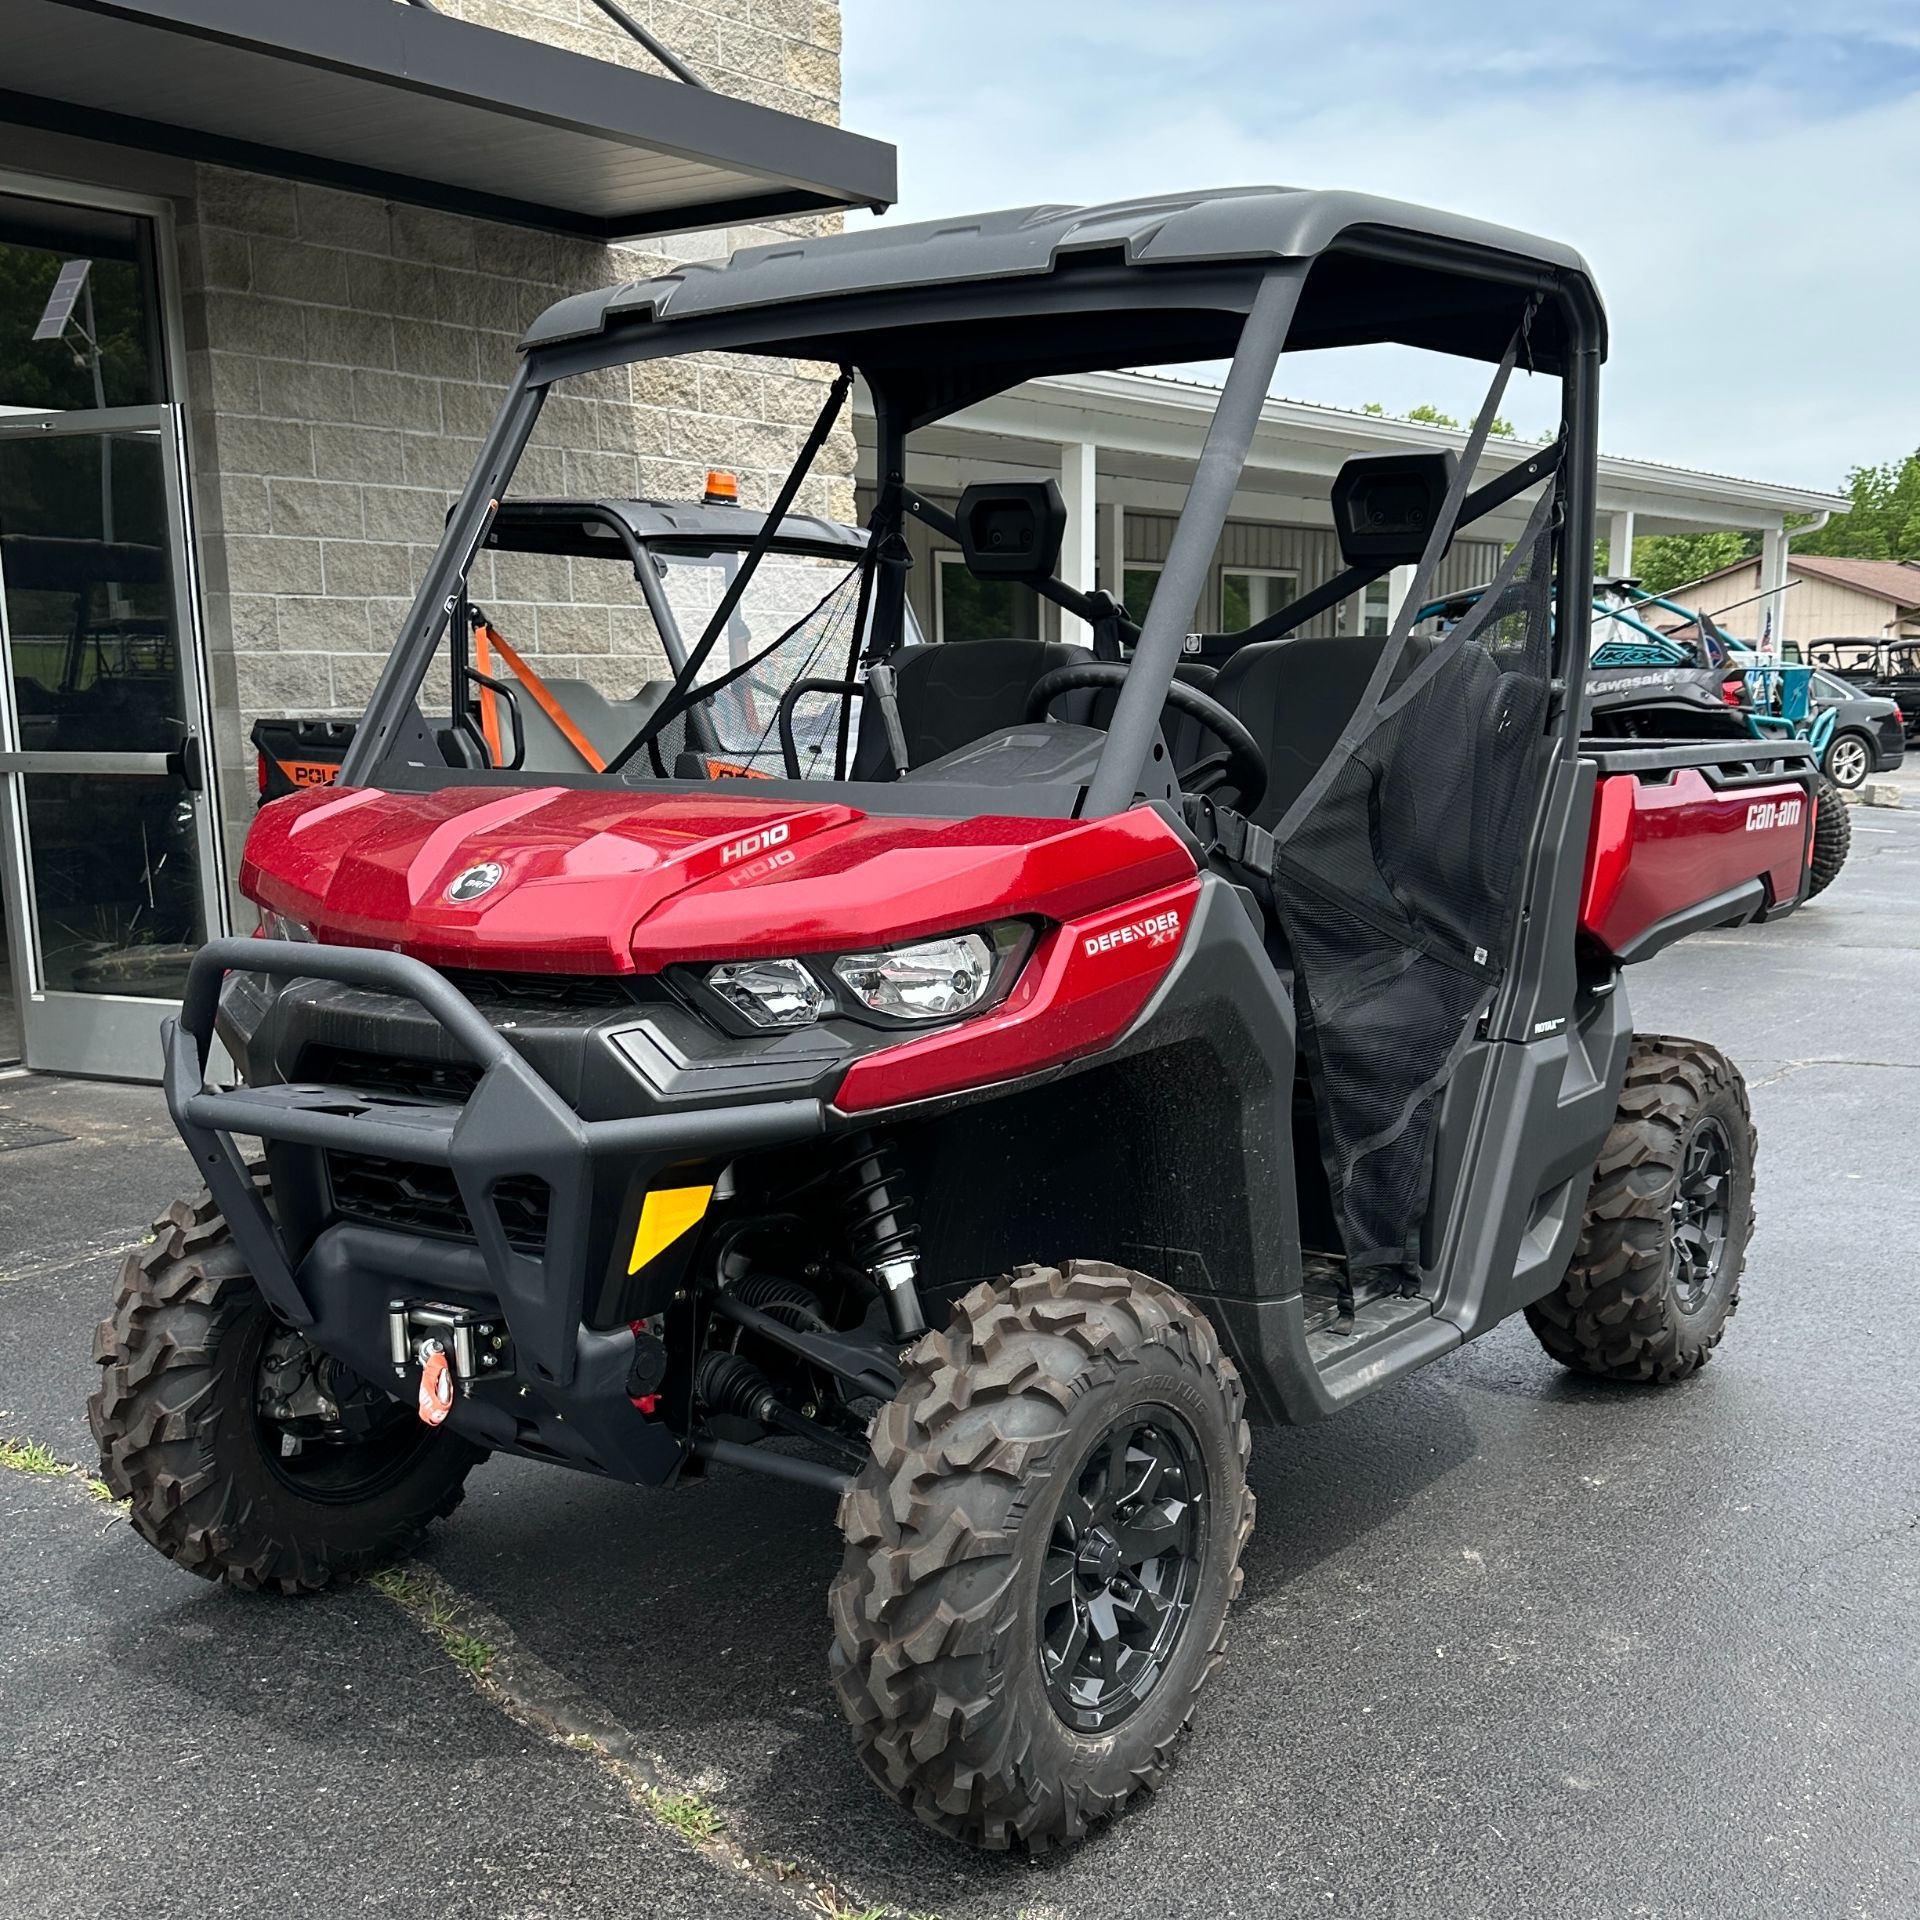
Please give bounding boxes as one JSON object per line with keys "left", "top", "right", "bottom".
{"left": 0, "top": 0, "right": 891, "bottom": 1074}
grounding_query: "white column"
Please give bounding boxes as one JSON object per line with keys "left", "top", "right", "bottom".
{"left": 1387, "top": 563, "right": 1416, "bottom": 624}
{"left": 1060, "top": 438, "right": 1097, "bottom": 644}
{"left": 1606, "top": 509, "right": 1635, "bottom": 580}
{"left": 1758, "top": 524, "right": 1788, "bottom": 657}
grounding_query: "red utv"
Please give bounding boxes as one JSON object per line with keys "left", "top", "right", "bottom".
{"left": 92, "top": 188, "right": 1819, "bottom": 1851}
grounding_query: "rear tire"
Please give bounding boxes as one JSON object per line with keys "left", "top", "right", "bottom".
{"left": 90, "top": 1186, "right": 481, "bottom": 1594}
{"left": 1822, "top": 729, "right": 1872, "bottom": 790}
{"left": 828, "top": 1261, "right": 1253, "bottom": 1851}
{"left": 1807, "top": 771, "right": 1851, "bottom": 898}
{"left": 1526, "top": 1036, "right": 1754, "bottom": 1383}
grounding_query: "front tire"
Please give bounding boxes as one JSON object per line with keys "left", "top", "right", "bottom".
{"left": 90, "top": 1186, "right": 481, "bottom": 1593}
{"left": 1526, "top": 1036, "right": 1755, "bottom": 1383}
{"left": 828, "top": 1261, "right": 1253, "bottom": 1851}
{"left": 1807, "top": 771, "right": 1851, "bottom": 898}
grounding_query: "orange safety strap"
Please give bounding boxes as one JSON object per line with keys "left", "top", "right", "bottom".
{"left": 475, "top": 621, "right": 608, "bottom": 774}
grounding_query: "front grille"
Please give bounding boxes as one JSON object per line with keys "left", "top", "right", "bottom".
{"left": 300, "top": 1045, "right": 481, "bottom": 1104}
{"left": 439, "top": 968, "right": 640, "bottom": 1012}
{"left": 327, "top": 1151, "right": 550, "bottom": 1256}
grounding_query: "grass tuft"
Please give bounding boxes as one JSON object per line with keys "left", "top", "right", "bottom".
{"left": 647, "top": 1788, "right": 724, "bottom": 1843}
{"left": 368, "top": 1568, "right": 495, "bottom": 1679}
{"left": 442, "top": 1632, "right": 496, "bottom": 1677}
{"left": 0, "top": 1436, "right": 70, "bottom": 1477}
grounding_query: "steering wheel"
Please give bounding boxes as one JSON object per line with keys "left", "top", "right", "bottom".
{"left": 1024, "top": 661, "right": 1268, "bottom": 813}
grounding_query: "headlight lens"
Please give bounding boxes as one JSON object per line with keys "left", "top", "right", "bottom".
{"left": 261, "top": 912, "right": 315, "bottom": 943}
{"left": 704, "top": 957, "right": 828, "bottom": 1028}
{"left": 833, "top": 932, "right": 995, "bottom": 1023}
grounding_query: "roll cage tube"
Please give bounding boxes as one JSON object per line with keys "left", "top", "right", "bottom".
{"left": 1082, "top": 268, "right": 1303, "bottom": 818}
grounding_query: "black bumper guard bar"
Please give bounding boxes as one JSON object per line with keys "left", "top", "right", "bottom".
{"left": 167, "top": 939, "right": 825, "bottom": 1389}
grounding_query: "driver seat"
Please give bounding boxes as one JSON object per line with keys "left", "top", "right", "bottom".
{"left": 850, "top": 639, "right": 1090, "bottom": 778}
{"left": 1210, "top": 634, "right": 1393, "bottom": 826}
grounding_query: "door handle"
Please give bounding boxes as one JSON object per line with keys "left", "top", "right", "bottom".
{"left": 167, "top": 732, "right": 206, "bottom": 793}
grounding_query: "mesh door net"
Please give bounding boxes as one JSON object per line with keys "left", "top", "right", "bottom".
{"left": 1274, "top": 484, "right": 1558, "bottom": 1279}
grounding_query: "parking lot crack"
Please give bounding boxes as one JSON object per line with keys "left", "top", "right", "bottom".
{"left": 371, "top": 1558, "right": 888, "bottom": 1919}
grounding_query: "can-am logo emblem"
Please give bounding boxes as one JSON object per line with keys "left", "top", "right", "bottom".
{"left": 446, "top": 861, "right": 505, "bottom": 903}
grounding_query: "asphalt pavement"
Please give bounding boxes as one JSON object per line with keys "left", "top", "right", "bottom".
{"left": 2, "top": 780, "right": 1916, "bottom": 1919}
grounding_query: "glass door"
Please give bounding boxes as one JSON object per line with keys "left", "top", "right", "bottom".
{"left": 0, "top": 188, "right": 225, "bottom": 1078}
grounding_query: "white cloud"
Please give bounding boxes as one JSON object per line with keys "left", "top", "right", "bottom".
{"left": 842, "top": 2, "right": 1920, "bottom": 490}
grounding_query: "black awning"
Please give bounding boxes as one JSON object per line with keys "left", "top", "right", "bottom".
{"left": 0, "top": 0, "right": 896, "bottom": 240}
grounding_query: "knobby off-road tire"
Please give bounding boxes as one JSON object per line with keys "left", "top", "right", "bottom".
{"left": 1807, "top": 771, "right": 1851, "bottom": 899}
{"left": 90, "top": 1185, "right": 480, "bottom": 1594}
{"left": 1526, "top": 1036, "right": 1754, "bottom": 1383}
{"left": 828, "top": 1261, "right": 1254, "bottom": 1851}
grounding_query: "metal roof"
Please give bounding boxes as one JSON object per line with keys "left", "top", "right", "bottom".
{"left": 522, "top": 186, "right": 1600, "bottom": 350}
{"left": 0, "top": 0, "right": 896, "bottom": 240}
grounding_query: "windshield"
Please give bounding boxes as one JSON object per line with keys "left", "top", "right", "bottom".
{"left": 649, "top": 543, "right": 872, "bottom": 777}
{"left": 452, "top": 532, "right": 923, "bottom": 783}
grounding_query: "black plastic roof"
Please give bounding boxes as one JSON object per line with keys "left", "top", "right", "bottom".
{"left": 1, "top": 0, "right": 896, "bottom": 240}
{"left": 490, "top": 498, "right": 864, "bottom": 557}
{"left": 522, "top": 187, "right": 1602, "bottom": 354}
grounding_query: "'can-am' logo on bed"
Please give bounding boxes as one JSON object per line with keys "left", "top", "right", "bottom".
{"left": 720, "top": 821, "right": 790, "bottom": 865}
{"left": 1084, "top": 908, "right": 1183, "bottom": 958}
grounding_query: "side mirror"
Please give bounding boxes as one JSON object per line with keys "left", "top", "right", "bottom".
{"left": 956, "top": 480, "right": 1067, "bottom": 583}
{"left": 1331, "top": 451, "right": 1457, "bottom": 568}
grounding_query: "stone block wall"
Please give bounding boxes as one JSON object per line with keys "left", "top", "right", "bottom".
{"left": 175, "top": 0, "right": 852, "bottom": 884}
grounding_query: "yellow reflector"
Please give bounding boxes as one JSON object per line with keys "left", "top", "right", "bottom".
{"left": 628, "top": 1184, "right": 714, "bottom": 1274}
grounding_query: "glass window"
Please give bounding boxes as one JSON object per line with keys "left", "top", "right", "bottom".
{"left": 0, "top": 192, "right": 163, "bottom": 412}
{"left": 21, "top": 770, "right": 205, "bottom": 998}
{"left": 1122, "top": 565, "right": 1162, "bottom": 626}
{"left": 1361, "top": 577, "right": 1393, "bottom": 638}
{"left": 936, "top": 552, "right": 1035, "bottom": 643}
{"left": 1220, "top": 567, "right": 1298, "bottom": 633}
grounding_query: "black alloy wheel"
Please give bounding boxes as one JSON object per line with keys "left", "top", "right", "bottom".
{"left": 1669, "top": 1117, "right": 1733, "bottom": 1316}
{"left": 255, "top": 1323, "right": 441, "bottom": 1504}
{"left": 1039, "top": 1409, "right": 1207, "bottom": 1734}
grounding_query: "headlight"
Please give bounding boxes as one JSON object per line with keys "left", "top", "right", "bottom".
{"left": 704, "top": 957, "right": 827, "bottom": 1029}
{"left": 260, "top": 911, "right": 315, "bottom": 943}
{"left": 833, "top": 933, "right": 995, "bottom": 1022}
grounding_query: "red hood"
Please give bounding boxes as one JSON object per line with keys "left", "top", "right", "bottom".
{"left": 241, "top": 784, "right": 1195, "bottom": 972}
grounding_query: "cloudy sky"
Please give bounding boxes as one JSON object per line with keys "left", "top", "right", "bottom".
{"left": 840, "top": 2, "right": 1920, "bottom": 492}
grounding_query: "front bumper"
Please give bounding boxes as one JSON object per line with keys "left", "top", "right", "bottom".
{"left": 167, "top": 939, "right": 825, "bottom": 1480}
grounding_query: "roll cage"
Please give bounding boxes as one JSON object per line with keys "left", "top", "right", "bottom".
{"left": 339, "top": 187, "right": 1608, "bottom": 818}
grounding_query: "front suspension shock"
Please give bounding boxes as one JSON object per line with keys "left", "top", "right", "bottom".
{"left": 836, "top": 1130, "right": 927, "bottom": 1341}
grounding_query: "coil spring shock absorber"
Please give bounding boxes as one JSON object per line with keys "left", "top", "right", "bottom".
{"left": 837, "top": 1130, "right": 927, "bottom": 1341}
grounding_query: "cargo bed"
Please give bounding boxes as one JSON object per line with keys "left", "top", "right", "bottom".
{"left": 1577, "top": 736, "right": 1818, "bottom": 962}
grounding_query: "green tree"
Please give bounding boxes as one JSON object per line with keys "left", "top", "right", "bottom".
{"left": 1617, "top": 530, "right": 1757, "bottom": 594}
{"left": 1794, "top": 450, "right": 1920, "bottom": 563}
{"left": 1363, "top": 401, "right": 1517, "bottom": 436}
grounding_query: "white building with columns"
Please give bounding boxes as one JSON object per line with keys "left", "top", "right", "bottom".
{"left": 859, "top": 373, "right": 1847, "bottom": 646}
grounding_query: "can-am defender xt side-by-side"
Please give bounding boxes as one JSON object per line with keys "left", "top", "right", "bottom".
{"left": 93, "top": 190, "right": 1819, "bottom": 1852}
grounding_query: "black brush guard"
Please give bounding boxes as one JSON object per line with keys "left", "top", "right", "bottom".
{"left": 166, "top": 939, "right": 826, "bottom": 1476}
